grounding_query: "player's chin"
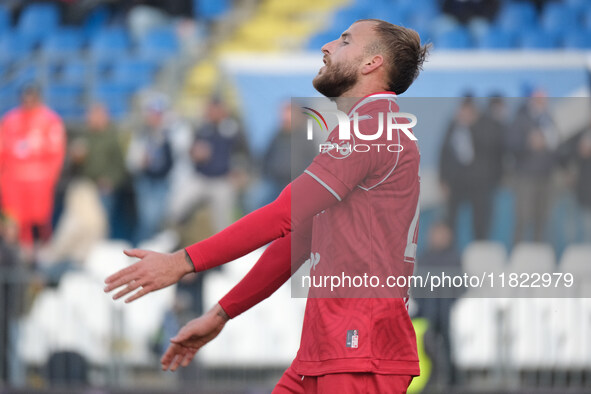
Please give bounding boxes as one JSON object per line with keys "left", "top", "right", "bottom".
{"left": 313, "top": 73, "right": 326, "bottom": 86}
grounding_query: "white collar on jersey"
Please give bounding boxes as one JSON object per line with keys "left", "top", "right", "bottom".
{"left": 348, "top": 92, "right": 398, "bottom": 117}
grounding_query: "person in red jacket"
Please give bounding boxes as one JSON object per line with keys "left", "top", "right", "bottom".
{"left": 0, "top": 83, "right": 66, "bottom": 250}
{"left": 106, "top": 19, "right": 429, "bottom": 393}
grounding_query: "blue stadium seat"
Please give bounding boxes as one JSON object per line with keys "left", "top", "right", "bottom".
{"left": 110, "top": 58, "right": 158, "bottom": 90}
{"left": 434, "top": 27, "right": 472, "bottom": 49}
{"left": 518, "top": 29, "right": 560, "bottom": 49}
{"left": 83, "top": 5, "right": 111, "bottom": 38}
{"left": 430, "top": 15, "right": 461, "bottom": 38}
{"left": 331, "top": 3, "right": 372, "bottom": 32}
{"left": 468, "top": 18, "right": 491, "bottom": 41}
{"left": 0, "top": 82, "right": 19, "bottom": 116}
{"left": 564, "top": 0, "right": 588, "bottom": 14}
{"left": 495, "top": 1, "right": 538, "bottom": 34}
{"left": 41, "top": 28, "right": 85, "bottom": 59}
{"left": 12, "top": 65, "right": 39, "bottom": 87}
{"left": 45, "top": 83, "right": 84, "bottom": 118}
{"left": 18, "top": 3, "right": 60, "bottom": 44}
{"left": 89, "top": 27, "right": 131, "bottom": 74}
{"left": 541, "top": 2, "right": 579, "bottom": 35}
{"left": 61, "top": 59, "right": 89, "bottom": 83}
{"left": 89, "top": 27, "right": 131, "bottom": 60}
{"left": 406, "top": 0, "right": 439, "bottom": 22}
{"left": 0, "top": 32, "right": 35, "bottom": 62}
{"left": 412, "top": 26, "right": 433, "bottom": 46}
{"left": 194, "top": 0, "right": 230, "bottom": 21}
{"left": 46, "top": 83, "right": 84, "bottom": 99}
{"left": 583, "top": 6, "right": 591, "bottom": 30}
{"left": 138, "top": 27, "right": 179, "bottom": 60}
{"left": 0, "top": 59, "right": 9, "bottom": 81}
{"left": 476, "top": 28, "right": 516, "bottom": 49}
{"left": 91, "top": 83, "right": 133, "bottom": 120}
{"left": 0, "top": 5, "right": 9, "bottom": 35}
{"left": 562, "top": 29, "right": 591, "bottom": 49}
{"left": 408, "top": 4, "right": 446, "bottom": 35}
{"left": 366, "top": 3, "right": 413, "bottom": 26}
{"left": 407, "top": 12, "right": 436, "bottom": 43}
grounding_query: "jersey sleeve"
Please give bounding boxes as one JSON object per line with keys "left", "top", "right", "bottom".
{"left": 218, "top": 218, "right": 312, "bottom": 318}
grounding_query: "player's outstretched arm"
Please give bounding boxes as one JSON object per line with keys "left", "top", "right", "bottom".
{"left": 160, "top": 225, "right": 311, "bottom": 371}
{"left": 104, "top": 249, "right": 194, "bottom": 302}
{"left": 104, "top": 184, "right": 292, "bottom": 303}
{"left": 220, "top": 222, "right": 311, "bottom": 318}
{"left": 105, "top": 173, "right": 336, "bottom": 303}
{"left": 161, "top": 303, "right": 229, "bottom": 371}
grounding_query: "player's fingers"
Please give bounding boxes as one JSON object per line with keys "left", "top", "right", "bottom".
{"left": 104, "top": 261, "right": 142, "bottom": 287}
{"left": 104, "top": 273, "right": 136, "bottom": 293}
{"left": 124, "top": 249, "right": 149, "bottom": 259}
{"left": 161, "top": 344, "right": 181, "bottom": 370}
{"left": 112, "top": 280, "right": 142, "bottom": 300}
{"left": 169, "top": 352, "right": 185, "bottom": 372}
{"left": 181, "top": 349, "right": 197, "bottom": 367}
{"left": 104, "top": 264, "right": 136, "bottom": 285}
{"left": 180, "top": 352, "right": 192, "bottom": 368}
{"left": 164, "top": 354, "right": 180, "bottom": 371}
{"left": 125, "top": 285, "right": 151, "bottom": 303}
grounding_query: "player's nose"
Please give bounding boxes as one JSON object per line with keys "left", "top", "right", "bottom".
{"left": 321, "top": 40, "right": 335, "bottom": 55}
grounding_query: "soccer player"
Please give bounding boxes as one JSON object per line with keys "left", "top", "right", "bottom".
{"left": 105, "top": 19, "right": 429, "bottom": 393}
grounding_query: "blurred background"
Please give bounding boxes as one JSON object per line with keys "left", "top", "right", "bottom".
{"left": 1, "top": 0, "right": 591, "bottom": 393}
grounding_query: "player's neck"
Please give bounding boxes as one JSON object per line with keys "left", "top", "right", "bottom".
{"left": 336, "top": 80, "right": 387, "bottom": 113}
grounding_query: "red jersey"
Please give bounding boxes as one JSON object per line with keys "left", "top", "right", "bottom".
{"left": 0, "top": 105, "right": 66, "bottom": 242}
{"left": 291, "top": 92, "right": 420, "bottom": 376}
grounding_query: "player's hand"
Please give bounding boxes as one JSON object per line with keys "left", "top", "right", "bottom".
{"left": 161, "top": 304, "right": 229, "bottom": 371}
{"left": 104, "top": 249, "right": 194, "bottom": 303}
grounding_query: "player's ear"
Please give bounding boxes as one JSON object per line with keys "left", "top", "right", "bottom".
{"left": 361, "top": 54, "right": 384, "bottom": 75}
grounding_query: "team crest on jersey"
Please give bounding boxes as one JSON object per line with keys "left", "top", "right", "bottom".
{"left": 346, "top": 330, "right": 359, "bottom": 348}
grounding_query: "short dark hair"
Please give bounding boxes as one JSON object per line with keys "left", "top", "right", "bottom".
{"left": 359, "top": 19, "right": 430, "bottom": 95}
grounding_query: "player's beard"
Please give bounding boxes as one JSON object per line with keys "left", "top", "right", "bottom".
{"left": 313, "top": 58, "right": 359, "bottom": 99}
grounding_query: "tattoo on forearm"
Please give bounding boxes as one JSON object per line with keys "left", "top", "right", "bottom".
{"left": 184, "top": 250, "right": 195, "bottom": 272}
{"left": 217, "top": 307, "right": 230, "bottom": 322}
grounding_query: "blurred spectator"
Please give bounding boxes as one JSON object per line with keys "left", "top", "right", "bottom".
{"left": 37, "top": 179, "right": 107, "bottom": 285}
{"left": 127, "top": 93, "right": 173, "bottom": 243}
{"left": 127, "top": 4, "right": 172, "bottom": 42}
{"left": 507, "top": 90, "right": 559, "bottom": 244}
{"left": 558, "top": 126, "right": 591, "bottom": 243}
{"left": 69, "top": 104, "right": 127, "bottom": 236}
{"left": 168, "top": 97, "right": 247, "bottom": 233}
{"left": 442, "top": 0, "right": 500, "bottom": 24}
{"left": 167, "top": 97, "right": 247, "bottom": 318}
{"left": 467, "top": 96, "right": 507, "bottom": 239}
{"left": 439, "top": 96, "right": 485, "bottom": 239}
{"left": 574, "top": 130, "right": 591, "bottom": 242}
{"left": 0, "top": 212, "right": 23, "bottom": 383}
{"left": 0, "top": 83, "right": 66, "bottom": 256}
{"left": 263, "top": 102, "right": 294, "bottom": 192}
{"left": 417, "top": 222, "right": 461, "bottom": 388}
{"left": 244, "top": 101, "right": 316, "bottom": 212}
